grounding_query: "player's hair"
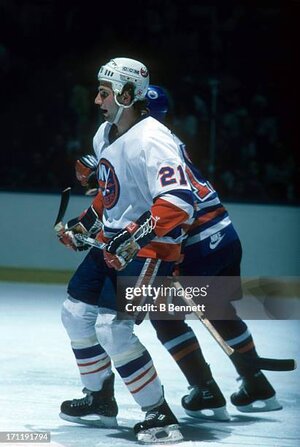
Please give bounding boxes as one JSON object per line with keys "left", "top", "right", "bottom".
{"left": 121, "top": 82, "right": 148, "bottom": 115}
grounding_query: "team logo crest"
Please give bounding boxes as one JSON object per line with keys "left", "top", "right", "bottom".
{"left": 140, "top": 67, "right": 149, "bottom": 78}
{"left": 98, "top": 158, "right": 120, "bottom": 209}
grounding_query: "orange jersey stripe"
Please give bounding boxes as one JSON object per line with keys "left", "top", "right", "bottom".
{"left": 138, "top": 242, "right": 181, "bottom": 261}
{"left": 130, "top": 371, "right": 158, "bottom": 394}
{"left": 152, "top": 198, "right": 189, "bottom": 237}
{"left": 77, "top": 358, "right": 107, "bottom": 367}
{"left": 172, "top": 342, "right": 200, "bottom": 362}
{"left": 125, "top": 366, "right": 152, "bottom": 386}
{"left": 188, "top": 206, "right": 226, "bottom": 231}
{"left": 237, "top": 341, "right": 255, "bottom": 354}
{"left": 80, "top": 360, "right": 111, "bottom": 375}
{"left": 197, "top": 206, "right": 226, "bottom": 225}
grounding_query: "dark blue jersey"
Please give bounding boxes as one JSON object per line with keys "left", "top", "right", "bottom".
{"left": 174, "top": 134, "right": 239, "bottom": 256}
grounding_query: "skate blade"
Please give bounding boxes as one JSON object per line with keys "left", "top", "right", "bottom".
{"left": 236, "top": 396, "right": 283, "bottom": 413}
{"left": 137, "top": 424, "right": 183, "bottom": 444}
{"left": 59, "top": 412, "right": 118, "bottom": 428}
{"left": 184, "top": 405, "right": 230, "bottom": 421}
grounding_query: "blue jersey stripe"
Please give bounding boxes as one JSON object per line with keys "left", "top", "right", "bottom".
{"left": 156, "top": 189, "right": 194, "bottom": 207}
{"left": 72, "top": 344, "right": 106, "bottom": 360}
{"left": 116, "top": 350, "right": 151, "bottom": 378}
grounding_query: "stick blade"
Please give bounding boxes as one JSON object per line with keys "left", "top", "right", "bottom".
{"left": 257, "top": 357, "right": 297, "bottom": 372}
{"left": 230, "top": 351, "right": 297, "bottom": 372}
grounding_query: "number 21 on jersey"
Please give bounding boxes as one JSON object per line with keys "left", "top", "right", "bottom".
{"left": 159, "top": 165, "right": 188, "bottom": 187}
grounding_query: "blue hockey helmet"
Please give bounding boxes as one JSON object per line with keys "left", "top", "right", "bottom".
{"left": 146, "top": 85, "right": 169, "bottom": 122}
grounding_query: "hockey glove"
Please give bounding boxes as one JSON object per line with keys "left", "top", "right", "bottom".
{"left": 75, "top": 154, "right": 98, "bottom": 186}
{"left": 57, "top": 205, "right": 102, "bottom": 251}
{"left": 57, "top": 229, "right": 84, "bottom": 251}
{"left": 75, "top": 154, "right": 99, "bottom": 195}
{"left": 103, "top": 251, "right": 127, "bottom": 271}
{"left": 104, "top": 211, "right": 157, "bottom": 270}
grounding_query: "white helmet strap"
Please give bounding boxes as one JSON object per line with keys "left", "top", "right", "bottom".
{"left": 112, "top": 104, "right": 124, "bottom": 125}
{"left": 112, "top": 91, "right": 136, "bottom": 124}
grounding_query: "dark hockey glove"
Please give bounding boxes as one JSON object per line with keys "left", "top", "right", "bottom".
{"left": 57, "top": 206, "right": 102, "bottom": 251}
{"left": 104, "top": 211, "right": 158, "bottom": 270}
{"left": 66, "top": 205, "right": 102, "bottom": 234}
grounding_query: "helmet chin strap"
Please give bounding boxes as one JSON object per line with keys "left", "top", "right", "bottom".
{"left": 112, "top": 92, "right": 136, "bottom": 125}
{"left": 112, "top": 105, "right": 124, "bottom": 125}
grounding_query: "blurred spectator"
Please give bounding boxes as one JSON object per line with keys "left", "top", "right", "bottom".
{"left": 0, "top": 0, "right": 297, "bottom": 204}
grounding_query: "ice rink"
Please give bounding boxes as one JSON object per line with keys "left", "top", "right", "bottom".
{"left": 1, "top": 281, "right": 299, "bottom": 447}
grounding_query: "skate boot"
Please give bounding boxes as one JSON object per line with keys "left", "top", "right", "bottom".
{"left": 133, "top": 399, "right": 183, "bottom": 444}
{"left": 231, "top": 371, "right": 282, "bottom": 412}
{"left": 59, "top": 373, "right": 118, "bottom": 427}
{"left": 182, "top": 379, "right": 230, "bottom": 421}
{"left": 182, "top": 363, "right": 230, "bottom": 421}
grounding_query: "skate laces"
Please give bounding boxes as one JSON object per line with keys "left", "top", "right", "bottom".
{"left": 70, "top": 388, "right": 93, "bottom": 407}
{"left": 186, "top": 383, "right": 216, "bottom": 401}
{"left": 134, "top": 214, "right": 159, "bottom": 242}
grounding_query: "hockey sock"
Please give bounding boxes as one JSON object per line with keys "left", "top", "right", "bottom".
{"left": 151, "top": 319, "right": 212, "bottom": 385}
{"left": 95, "top": 313, "right": 163, "bottom": 409}
{"left": 114, "top": 348, "right": 163, "bottom": 409}
{"left": 72, "top": 344, "right": 112, "bottom": 391}
{"left": 212, "top": 319, "right": 260, "bottom": 376}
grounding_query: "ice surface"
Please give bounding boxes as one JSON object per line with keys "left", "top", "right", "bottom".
{"left": 0, "top": 282, "right": 299, "bottom": 447}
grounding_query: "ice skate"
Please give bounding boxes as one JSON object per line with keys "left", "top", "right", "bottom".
{"left": 59, "top": 373, "right": 118, "bottom": 427}
{"left": 231, "top": 371, "right": 282, "bottom": 413}
{"left": 134, "top": 399, "right": 183, "bottom": 444}
{"left": 182, "top": 378, "right": 230, "bottom": 421}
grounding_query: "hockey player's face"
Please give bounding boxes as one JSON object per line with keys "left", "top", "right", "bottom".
{"left": 95, "top": 85, "right": 118, "bottom": 123}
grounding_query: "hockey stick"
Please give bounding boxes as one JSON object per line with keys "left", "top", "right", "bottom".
{"left": 74, "top": 214, "right": 158, "bottom": 265}
{"left": 72, "top": 234, "right": 296, "bottom": 372}
{"left": 54, "top": 187, "right": 71, "bottom": 232}
{"left": 74, "top": 234, "right": 106, "bottom": 250}
{"left": 172, "top": 280, "right": 296, "bottom": 372}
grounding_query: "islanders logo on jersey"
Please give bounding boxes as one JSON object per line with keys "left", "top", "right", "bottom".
{"left": 98, "top": 158, "right": 120, "bottom": 209}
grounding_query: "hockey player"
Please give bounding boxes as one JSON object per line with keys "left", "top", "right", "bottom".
{"left": 153, "top": 138, "right": 282, "bottom": 416}
{"left": 146, "top": 85, "right": 282, "bottom": 416}
{"left": 75, "top": 84, "right": 281, "bottom": 420}
{"left": 57, "top": 57, "right": 197, "bottom": 443}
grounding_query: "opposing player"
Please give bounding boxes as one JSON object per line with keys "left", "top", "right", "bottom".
{"left": 146, "top": 85, "right": 282, "bottom": 416}
{"left": 57, "top": 57, "right": 196, "bottom": 443}
{"left": 75, "top": 84, "right": 282, "bottom": 420}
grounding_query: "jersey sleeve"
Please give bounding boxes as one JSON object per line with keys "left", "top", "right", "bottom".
{"left": 92, "top": 190, "right": 104, "bottom": 219}
{"left": 151, "top": 196, "right": 193, "bottom": 237}
{"left": 143, "top": 130, "right": 195, "bottom": 229}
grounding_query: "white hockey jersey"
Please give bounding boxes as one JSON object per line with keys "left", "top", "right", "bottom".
{"left": 92, "top": 116, "right": 195, "bottom": 261}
